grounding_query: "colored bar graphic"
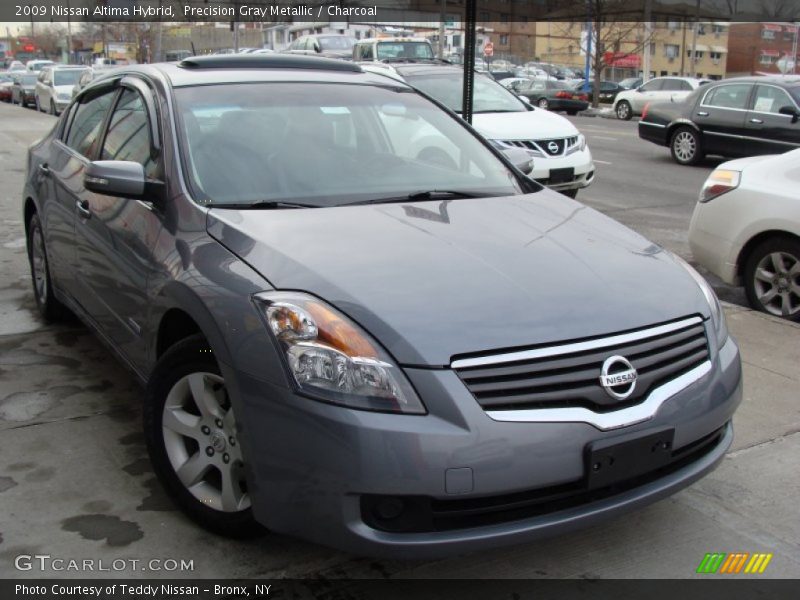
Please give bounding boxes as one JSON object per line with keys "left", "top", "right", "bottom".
{"left": 699, "top": 552, "right": 773, "bottom": 574}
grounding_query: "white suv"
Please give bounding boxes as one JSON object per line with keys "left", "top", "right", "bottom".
{"left": 613, "top": 77, "right": 710, "bottom": 120}
{"left": 368, "top": 63, "right": 594, "bottom": 198}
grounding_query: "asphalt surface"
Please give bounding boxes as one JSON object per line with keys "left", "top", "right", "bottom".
{"left": 0, "top": 101, "right": 798, "bottom": 580}
{"left": 566, "top": 113, "right": 747, "bottom": 307}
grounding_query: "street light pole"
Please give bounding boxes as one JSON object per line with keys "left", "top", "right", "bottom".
{"left": 438, "top": 0, "right": 446, "bottom": 59}
{"left": 66, "top": 0, "right": 73, "bottom": 64}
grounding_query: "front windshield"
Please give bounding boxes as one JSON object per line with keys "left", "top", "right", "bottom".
{"left": 22, "top": 74, "right": 38, "bottom": 85}
{"left": 54, "top": 70, "right": 84, "bottom": 86}
{"left": 175, "top": 82, "right": 524, "bottom": 207}
{"left": 319, "top": 36, "right": 354, "bottom": 51}
{"left": 377, "top": 42, "right": 434, "bottom": 61}
{"left": 405, "top": 71, "right": 526, "bottom": 114}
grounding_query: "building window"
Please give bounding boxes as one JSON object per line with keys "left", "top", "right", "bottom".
{"left": 501, "top": 13, "right": 509, "bottom": 23}
{"left": 759, "top": 54, "right": 776, "bottom": 65}
{"left": 686, "top": 50, "right": 704, "bottom": 59}
{"left": 712, "top": 25, "right": 725, "bottom": 34}
{"left": 664, "top": 44, "right": 680, "bottom": 59}
{"left": 761, "top": 29, "right": 775, "bottom": 40}
{"left": 499, "top": 34, "right": 509, "bottom": 45}
{"left": 479, "top": 11, "right": 489, "bottom": 21}
{"left": 709, "top": 51, "right": 722, "bottom": 62}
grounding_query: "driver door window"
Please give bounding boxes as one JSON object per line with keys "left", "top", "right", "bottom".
{"left": 100, "top": 88, "right": 158, "bottom": 178}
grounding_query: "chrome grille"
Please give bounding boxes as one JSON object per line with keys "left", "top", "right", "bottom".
{"left": 453, "top": 317, "right": 709, "bottom": 412}
{"left": 498, "top": 136, "right": 578, "bottom": 157}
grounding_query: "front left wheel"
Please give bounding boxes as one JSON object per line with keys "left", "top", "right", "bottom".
{"left": 144, "top": 335, "right": 262, "bottom": 538}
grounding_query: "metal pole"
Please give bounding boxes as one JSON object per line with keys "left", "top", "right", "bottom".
{"left": 689, "top": 0, "right": 700, "bottom": 77}
{"left": 642, "top": 0, "right": 651, "bottom": 81}
{"left": 462, "top": 0, "right": 477, "bottom": 125}
{"left": 66, "top": 0, "right": 73, "bottom": 64}
{"left": 793, "top": 22, "right": 799, "bottom": 75}
{"left": 583, "top": 5, "right": 593, "bottom": 93}
{"left": 438, "top": 0, "right": 446, "bottom": 59}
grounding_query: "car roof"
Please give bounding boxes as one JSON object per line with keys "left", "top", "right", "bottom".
{"left": 90, "top": 55, "right": 414, "bottom": 90}
{"left": 709, "top": 75, "right": 800, "bottom": 86}
{"left": 389, "top": 64, "right": 465, "bottom": 77}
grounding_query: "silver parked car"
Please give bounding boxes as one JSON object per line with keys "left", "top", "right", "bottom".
{"left": 23, "top": 55, "right": 741, "bottom": 558}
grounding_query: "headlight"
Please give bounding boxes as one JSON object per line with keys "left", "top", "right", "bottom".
{"left": 671, "top": 254, "right": 729, "bottom": 346}
{"left": 253, "top": 292, "right": 425, "bottom": 414}
{"left": 699, "top": 169, "right": 740, "bottom": 203}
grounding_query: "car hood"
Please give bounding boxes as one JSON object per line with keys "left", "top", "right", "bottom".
{"left": 207, "top": 192, "right": 709, "bottom": 366}
{"left": 54, "top": 84, "right": 74, "bottom": 94}
{"left": 473, "top": 109, "right": 579, "bottom": 141}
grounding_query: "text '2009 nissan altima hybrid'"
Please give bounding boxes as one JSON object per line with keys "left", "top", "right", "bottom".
{"left": 23, "top": 55, "right": 742, "bottom": 558}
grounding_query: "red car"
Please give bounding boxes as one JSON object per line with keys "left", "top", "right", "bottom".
{"left": 0, "top": 73, "right": 14, "bottom": 102}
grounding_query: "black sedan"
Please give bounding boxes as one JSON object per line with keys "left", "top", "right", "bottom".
{"left": 514, "top": 80, "right": 589, "bottom": 114}
{"left": 574, "top": 80, "right": 626, "bottom": 104}
{"left": 639, "top": 75, "right": 800, "bottom": 165}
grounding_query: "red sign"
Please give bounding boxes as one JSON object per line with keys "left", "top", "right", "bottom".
{"left": 603, "top": 52, "right": 641, "bottom": 68}
{"left": 484, "top": 41, "right": 494, "bottom": 57}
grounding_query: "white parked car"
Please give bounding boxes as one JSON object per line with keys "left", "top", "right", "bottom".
{"left": 35, "top": 65, "right": 87, "bottom": 115}
{"left": 689, "top": 149, "right": 800, "bottom": 320}
{"left": 613, "top": 76, "right": 710, "bottom": 120}
{"left": 26, "top": 59, "right": 55, "bottom": 73}
{"left": 368, "top": 64, "right": 594, "bottom": 197}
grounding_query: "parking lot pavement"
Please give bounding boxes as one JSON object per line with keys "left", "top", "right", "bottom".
{"left": 1, "top": 102, "right": 798, "bottom": 579}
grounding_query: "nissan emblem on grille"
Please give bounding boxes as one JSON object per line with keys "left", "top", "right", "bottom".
{"left": 547, "top": 141, "right": 560, "bottom": 154}
{"left": 599, "top": 355, "right": 638, "bottom": 400}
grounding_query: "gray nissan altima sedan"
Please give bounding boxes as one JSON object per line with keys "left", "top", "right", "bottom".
{"left": 23, "top": 55, "right": 742, "bottom": 558}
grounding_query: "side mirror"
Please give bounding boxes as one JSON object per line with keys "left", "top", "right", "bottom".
{"left": 84, "top": 160, "right": 146, "bottom": 198}
{"left": 779, "top": 105, "right": 799, "bottom": 123}
{"left": 501, "top": 147, "right": 534, "bottom": 175}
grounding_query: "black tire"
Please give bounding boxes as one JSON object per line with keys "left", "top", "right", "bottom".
{"left": 743, "top": 236, "right": 800, "bottom": 321}
{"left": 670, "top": 126, "right": 704, "bottom": 166}
{"left": 144, "top": 334, "right": 263, "bottom": 538}
{"left": 615, "top": 100, "right": 632, "bottom": 120}
{"left": 566, "top": 110, "right": 578, "bottom": 116}
{"left": 561, "top": 189, "right": 579, "bottom": 199}
{"left": 537, "top": 97, "right": 549, "bottom": 110}
{"left": 27, "top": 213, "right": 68, "bottom": 322}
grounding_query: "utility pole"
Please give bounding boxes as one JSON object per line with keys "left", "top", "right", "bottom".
{"left": 793, "top": 22, "right": 799, "bottom": 75}
{"left": 66, "top": 0, "right": 73, "bottom": 64}
{"left": 689, "top": 0, "right": 700, "bottom": 77}
{"left": 154, "top": 0, "right": 163, "bottom": 62}
{"left": 642, "top": 0, "right": 652, "bottom": 82}
{"left": 438, "top": 0, "right": 446, "bottom": 59}
{"left": 583, "top": 1, "right": 593, "bottom": 94}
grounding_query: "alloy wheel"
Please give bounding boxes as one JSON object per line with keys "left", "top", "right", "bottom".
{"left": 31, "top": 225, "right": 48, "bottom": 304}
{"left": 753, "top": 252, "right": 800, "bottom": 317}
{"left": 616, "top": 102, "right": 630, "bottom": 120}
{"left": 161, "top": 372, "right": 250, "bottom": 513}
{"left": 673, "top": 131, "right": 696, "bottom": 162}
{"left": 538, "top": 98, "right": 549, "bottom": 109}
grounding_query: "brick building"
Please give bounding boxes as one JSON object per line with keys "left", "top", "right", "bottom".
{"left": 727, "top": 22, "right": 799, "bottom": 76}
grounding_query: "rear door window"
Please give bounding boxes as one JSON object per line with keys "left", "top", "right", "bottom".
{"left": 65, "top": 90, "right": 116, "bottom": 158}
{"left": 703, "top": 84, "right": 752, "bottom": 110}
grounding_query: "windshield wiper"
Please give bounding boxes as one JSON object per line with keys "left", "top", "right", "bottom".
{"left": 346, "top": 190, "right": 492, "bottom": 206}
{"left": 207, "top": 200, "right": 318, "bottom": 210}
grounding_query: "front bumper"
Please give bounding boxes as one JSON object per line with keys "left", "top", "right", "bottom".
{"left": 229, "top": 332, "right": 741, "bottom": 558}
{"left": 529, "top": 147, "right": 595, "bottom": 192}
{"left": 688, "top": 201, "right": 740, "bottom": 285}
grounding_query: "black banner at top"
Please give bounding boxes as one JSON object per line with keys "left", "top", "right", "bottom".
{"left": 1, "top": 0, "right": 799, "bottom": 23}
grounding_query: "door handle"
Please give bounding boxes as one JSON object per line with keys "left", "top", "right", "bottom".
{"left": 37, "top": 163, "right": 50, "bottom": 176}
{"left": 749, "top": 118, "right": 764, "bottom": 124}
{"left": 696, "top": 111, "right": 709, "bottom": 117}
{"left": 76, "top": 199, "right": 92, "bottom": 219}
